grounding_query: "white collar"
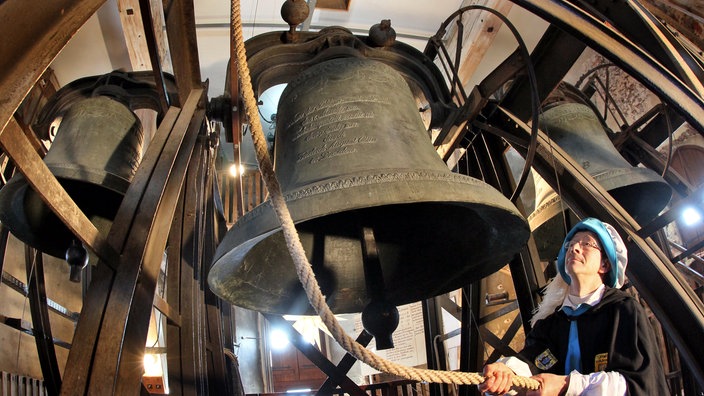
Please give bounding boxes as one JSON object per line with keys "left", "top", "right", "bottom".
{"left": 561, "top": 284, "right": 605, "bottom": 310}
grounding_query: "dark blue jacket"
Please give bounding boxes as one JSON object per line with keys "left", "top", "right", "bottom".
{"left": 518, "top": 288, "right": 669, "bottom": 395}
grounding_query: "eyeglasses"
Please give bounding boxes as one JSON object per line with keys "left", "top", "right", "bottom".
{"left": 564, "top": 239, "right": 602, "bottom": 251}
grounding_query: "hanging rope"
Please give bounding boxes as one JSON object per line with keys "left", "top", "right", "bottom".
{"left": 229, "top": 0, "right": 539, "bottom": 390}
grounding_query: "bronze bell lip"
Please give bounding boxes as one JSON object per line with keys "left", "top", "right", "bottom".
{"left": 209, "top": 168, "right": 530, "bottom": 315}
{"left": 529, "top": 166, "right": 673, "bottom": 231}
{"left": 0, "top": 177, "right": 124, "bottom": 259}
{"left": 208, "top": 57, "right": 530, "bottom": 316}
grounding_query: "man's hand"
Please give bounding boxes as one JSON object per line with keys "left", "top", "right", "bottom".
{"left": 526, "top": 373, "right": 568, "bottom": 396}
{"left": 479, "top": 362, "right": 515, "bottom": 395}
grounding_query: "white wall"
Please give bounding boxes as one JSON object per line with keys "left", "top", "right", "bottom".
{"left": 51, "top": 1, "right": 130, "bottom": 88}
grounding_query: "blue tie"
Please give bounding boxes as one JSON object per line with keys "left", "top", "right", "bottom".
{"left": 562, "top": 304, "right": 591, "bottom": 374}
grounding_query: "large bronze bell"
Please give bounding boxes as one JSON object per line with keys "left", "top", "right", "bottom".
{"left": 0, "top": 96, "right": 143, "bottom": 260}
{"left": 208, "top": 57, "right": 530, "bottom": 317}
{"left": 528, "top": 83, "right": 671, "bottom": 260}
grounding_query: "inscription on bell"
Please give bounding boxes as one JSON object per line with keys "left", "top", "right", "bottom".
{"left": 288, "top": 96, "right": 381, "bottom": 164}
{"left": 543, "top": 104, "right": 592, "bottom": 127}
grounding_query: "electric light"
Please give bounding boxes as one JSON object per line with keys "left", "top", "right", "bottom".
{"left": 229, "top": 163, "right": 246, "bottom": 177}
{"left": 682, "top": 206, "right": 702, "bottom": 226}
{"left": 143, "top": 353, "right": 163, "bottom": 376}
{"left": 269, "top": 328, "right": 290, "bottom": 350}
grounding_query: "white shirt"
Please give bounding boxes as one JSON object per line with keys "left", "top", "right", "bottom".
{"left": 561, "top": 284, "right": 605, "bottom": 311}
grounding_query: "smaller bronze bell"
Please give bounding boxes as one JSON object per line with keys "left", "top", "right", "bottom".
{"left": 528, "top": 83, "right": 672, "bottom": 260}
{"left": 0, "top": 96, "right": 143, "bottom": 259}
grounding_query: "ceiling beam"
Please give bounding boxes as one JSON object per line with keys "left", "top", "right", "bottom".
{"left": 117, "top": 0, "right": 174, "bottom": 73}
{"left": 456, "top": 0, "right": 514, "bottom": 87}
{"left": 118, "top": 0, "right": 152, "bottom": 71}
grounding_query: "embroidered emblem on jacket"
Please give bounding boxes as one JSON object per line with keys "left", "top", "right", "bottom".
{"left": 535, "top": 349, "right": 558, "bottom": 370}
{"left": 594, "top": 353, "right": 608, "bottom": 371}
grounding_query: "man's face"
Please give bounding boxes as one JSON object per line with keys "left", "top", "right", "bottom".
{"left": 564, "top": 231, "right": 606, "bottom": 280}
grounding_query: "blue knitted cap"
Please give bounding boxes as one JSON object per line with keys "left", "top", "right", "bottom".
{"left": 556, "top": 218, "right": 627, "bottom": 288}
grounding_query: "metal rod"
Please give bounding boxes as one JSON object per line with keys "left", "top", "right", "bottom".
{"left": 25, "top": 246, "right": 61, "bottom": 395}
{"left": 1, "top": 271, "right": 80, "bottom": 322}
{"left": 317, "top": 330, "right": 373, "bottom": 395}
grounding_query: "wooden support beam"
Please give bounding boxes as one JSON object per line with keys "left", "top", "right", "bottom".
{"left": 0, "top": 0, "right": 106, "bottom": 133}
{"left": 153, "top": 294, "right": 182, "bottom": 327}
{"left": 431, "top": 0, "right": 512, "bottom": 159}
{"left": 452, "top": 0, "right": 514, "bottom": 87}
{"left": 163, "top": 0, "right": 202, "bottom": 101}
{"left": 60, "top": 89, "right": 204, "bottom": 395}
{"left": 203, "top": 163, "right": 232, "bottom": 393}
{"left": 117, "top": 0, "right": 173, "bottom": 72}
{"left": 641, "top": 0, "right": 704, "bottom": 51}
{"left": 118, "top": 0, "right": 153, "bottom": 71}
{"left": 94, "top": 90, "right": 205, "bottom": 395}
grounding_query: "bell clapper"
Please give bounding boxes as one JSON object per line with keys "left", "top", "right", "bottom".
{"left": 360, "top": 227, "right": 399, "bottom": 350}
{"left": 65, "top": 239, "right": 88, "bottom": 283}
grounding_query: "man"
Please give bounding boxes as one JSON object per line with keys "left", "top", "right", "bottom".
{"left": 479, "top": 218, "right": 668, "bottom": 395}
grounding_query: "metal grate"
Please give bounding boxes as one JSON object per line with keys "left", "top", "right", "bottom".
{"left": 0, "top": 372, "right": 46, "bottom": 396}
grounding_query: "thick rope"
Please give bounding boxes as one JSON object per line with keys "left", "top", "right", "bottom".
{"left": 229, "top": 0, "right": 539, "bottom": 390}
